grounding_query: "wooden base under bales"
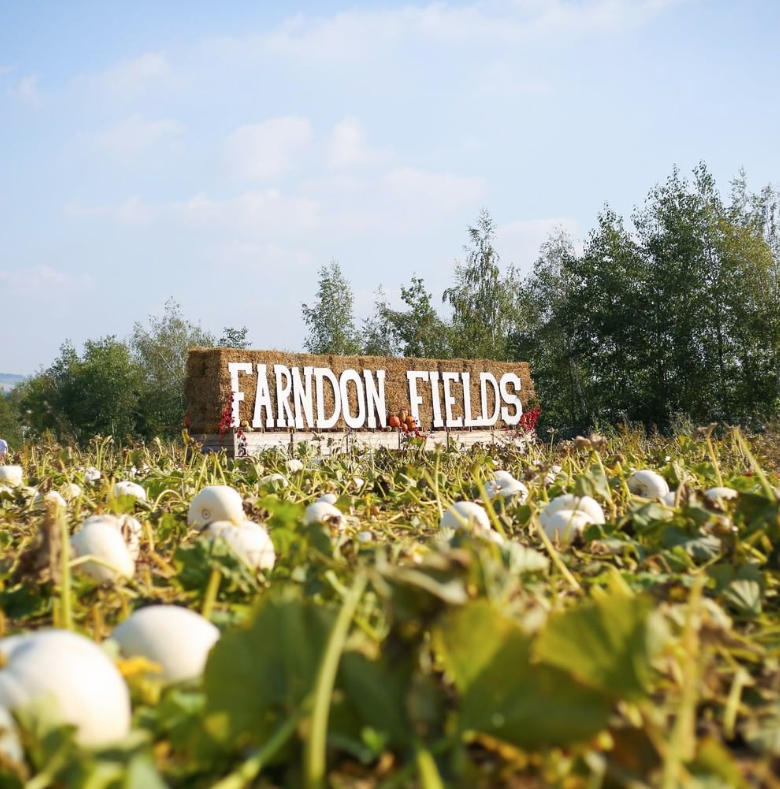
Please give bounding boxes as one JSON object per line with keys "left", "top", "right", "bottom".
{"left": 194, "top": 428, "right": 530, "bottom": 457}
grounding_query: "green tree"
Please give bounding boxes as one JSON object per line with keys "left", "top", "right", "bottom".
{"left": 17, "top": 337, "right": 142, "bottom": 443}
{"left": 361, "top": 287, "right": 396, "bottom": 356}
{"left": 218, "top": 326, "right": 251, "bottom": 349}
{"left": 132, "top": 298, "right": 215, "bottom": 434}
{"left": 629, "top": 163, "right": 779, "bottom": 426}
{"left": 510, "top": 229, "right": 588, "bottom": 433}
{"left": 301, "top": 261, "right": 362, "bottom": 355}
{"left": 568, "top": 208, "right": 648, "bottom": 426}
{"left": 75, "top": 337, "right": 143, "bottom": 440}
{"left": 443, "top": 209, "right": 517, "bottom": 360}
{"left": 516, "top": 164, "right": 780, "bottom": 434}
{"left": 384, "top": 276, "right": 451, "bottom": 358}
{"left": 0, "top": 387, "right": 25, "bottom": 449}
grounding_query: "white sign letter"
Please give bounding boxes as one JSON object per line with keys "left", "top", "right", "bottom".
{"left": 406, "top": 371, "right": 428, "bottom": 423}
{"left": 314, "top": 368, "right": 341, "bottom": 429}
{"left": 441, "top": 372, "right": 463, "bottom": 427}
{"left": 253, "top": 364, "right": 275, "bottom": 428}
{"left": 228, "top": 362, "right": 253, "bottom": 427}
{"left": 364, "top": 370, "right": 386, "bottom": 428}
{"left": 274, "top": 365, "right": 295, "bottom": 428}
{"left": 429, "top": 371, "right": 444, "bottom": 428}
{"left": 500, "top": 373, "right": 523, "bottom": 426}
{"left": 462, "top": 372, "right": 482, "bottom": 427}
{"left": 291, "top": 366, "right": 315, "bottom": 429}
{"left": 340, "top": 369, "right": 366, "bottom": 429}
{"left": 479, "top": 372, "right": 500, "bottom": 427}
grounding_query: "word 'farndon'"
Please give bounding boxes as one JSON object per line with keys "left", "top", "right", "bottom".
{"left": 228, "top": 363, "right": 523, "bottom": 430}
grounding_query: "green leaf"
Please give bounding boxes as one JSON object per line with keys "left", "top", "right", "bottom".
{"left": 691, "top": 737, "right": 752, "bottom": 789}
{"left": 735, "top": 492, "right": 780, "bottom": 537}
{"left": 173, "top": 539, "right": 261, "bottom": 598}
{"left": 628, "top": 501, "right": 674, "bottom": 535}
{"left": 662, "top": 526, "right": 722, "bottom": 561}
{"left": 434, "top": 600, "right": 611, "bottom": 749}
{"left": 503, "top": 543, "right": 549, "bottom": 574}
{"left": 723, "top": 579, "right": 762, "bottom": 618}
{"left": 575, "top": 464, "right": 611, "bottom": 501}
{"left": 338, "top": 651, "right": 413, "bottom": 749}
{"left": 535, "top": 593, "right": 654, "bottom": 701}
{"left": 122, "top": 753, "right": 169, "bottom": 789}
{"left": 203, "top": 589, "right": 335, "bottom": 746}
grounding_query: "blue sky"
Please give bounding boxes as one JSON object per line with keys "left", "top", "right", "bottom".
{"left": 1, "top": 0, "right": 778, "bottom": 374}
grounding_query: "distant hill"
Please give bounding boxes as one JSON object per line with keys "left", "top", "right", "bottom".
{"left": 0, "top": 373, "right": 26, "bottom": 393}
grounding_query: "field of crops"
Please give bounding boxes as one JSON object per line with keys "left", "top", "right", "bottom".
{"left": 2, "top": 427, "right": 780, "bottom": 788}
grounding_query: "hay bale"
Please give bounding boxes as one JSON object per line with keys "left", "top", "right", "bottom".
{"left": 185, "top": 349, "right": 535, "bottom": 435}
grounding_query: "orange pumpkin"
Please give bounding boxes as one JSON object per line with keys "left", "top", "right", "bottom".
{"left": 388, "top": 415, "right": 401, "bottom": 428}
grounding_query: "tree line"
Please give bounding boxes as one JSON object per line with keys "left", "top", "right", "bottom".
{"left": 301, "top": 163, "right": 780, "bottom": 434}
{"left": 2, "top": 162, "right": 779, "bottom": 447}
{"left": 0, "top": 300, "right": 250, "bottom": 448}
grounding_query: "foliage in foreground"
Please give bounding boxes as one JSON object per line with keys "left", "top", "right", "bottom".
{"left": 2, "top": 427, "right": 780, "bottom": 787}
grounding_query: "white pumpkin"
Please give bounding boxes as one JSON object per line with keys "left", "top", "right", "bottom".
{"left": 662, "top": 491, "right": 678, "bottom": 507}
{"left": 204, "top": 521, "right": 276, "bottom": 571}
{"left": 0, "top": 466, "right": 23, "bottom": 488}
{"left": 540, "top": 494, "right": 605, "bottom": 528}
{"left": 61, "top": 482, "right": 83, "bottom": 500}
{"left": 704, "top": 486, "right": 738, "bottom": 504}
{"left": 81, "top": 514, "right": 143, "bottom": 561}
{"left": 113, "top": 480, "right": 146, "bottom": 502}
{"left": 84, "top": 467, "right": 101, "bottom": 484}
{"left": 492, "top": 470, "right": 517, "bottom": 485}
{"left": 285, "top": 458, "right": 304, "bottom": 473}
{"left": 541, "top": 509, "right": 593, "bottom": 543}
{"left": 304, "top": 501, "right": 347, "bottom": 530}
{"left": 70, "top": 519, "right": 135, "bottom": 583}
{"left": 316, "top": 493, "right": 338, "bottom": 505}
{"left": 31, "top": 489, "right": 67, "bottom": 510}
{"left": 544, "top": 464, "right": 563, "bottom": 485}
{"left": 627, "top": 470, "right": 669, "bottom": 499}
{"left": 440, "top": 502, "right": 503, "bottom": 543}
{"left": 110, "top": 605, "right": 220, "bottom": 685}
{"left": 0, "top": 629, "right": 131, "bottom": 747}
{"left": 188, "top": 485, "right": 245, "bottom": 530}
{"left": 485, "top": 476, "right": 529, "bottom": 503}
{"left": 258, "top": 473, "right": 290, "bottom": 488}
{"left": 440, "top": 501, "right": 491, "bottom": 532}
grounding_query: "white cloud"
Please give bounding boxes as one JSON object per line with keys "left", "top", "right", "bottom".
{"left": 384, "top": 167, "right": 485, "bottom": 211}
{"left": 94, "top": 113, "right": 185, "bottom": 157}
{"left": 84, "top": 52, "right": 173, "bottom": 98}
{"left": 67, "top": 189, "right": 322, "bottom": 239}
{"left": 225, "top": 116, "right": 313, "bottom": 181}
{"left": 0, "top": 265, "right": 94, "bottom": 296}
{"left": 213, "top": 0, "right": 684, "bottom": 62}
{"left": 10, "top": 74, "right": 43, "bottom": 106}
{"left": 327, "top": 117, "right": 388, "bottom": 169}
{"left": 214, "top": 240, "right": 314, "bottom": 275}
{"left": 496, "top": 217, "right": 581, "bottom": 271}
{"left": 64, "top": 196, "right": 155, "bottom": 226}
{"left": 469, "top": 60, "right": 550, "bottom": 99}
